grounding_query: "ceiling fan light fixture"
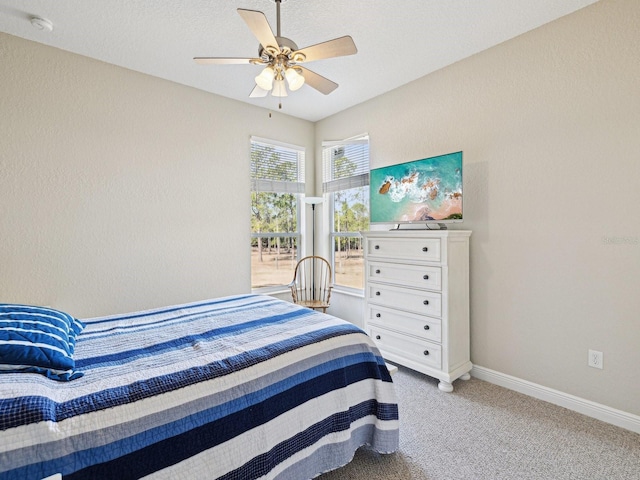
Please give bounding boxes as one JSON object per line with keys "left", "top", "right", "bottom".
{"left": 272, "top": 77, "right": 288, "bottom": 97}
{"left": 285, "top": 67, "right": 305, "bottom": 91}
{"left": 255, "top": 66, "right": 275, "bottom": 90}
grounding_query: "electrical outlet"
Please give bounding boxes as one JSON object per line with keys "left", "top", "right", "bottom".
{"left": 588, "top": 350, "right": 603, "bottom": 369}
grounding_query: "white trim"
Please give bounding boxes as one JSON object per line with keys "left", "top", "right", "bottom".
{"left": 251, "top": 286, "right": 290, "bottom": 296}
{"left": 322, "top": 133, "right": 369, "bottom": 147}
{"left": 471, "top": 365, "right": 640, "bottom": 435}
{"left": 250, "top": 136, "right": 304, "bottom": 152}
{"left": 321, "top": 139, "right": 369, "bottom": 147}
{"left": 331, "top": 285, "right": 364, "bottom": 297}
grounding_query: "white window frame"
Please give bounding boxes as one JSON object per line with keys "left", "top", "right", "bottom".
{"left": 250, "top": 136, "right": 305, "bottom": 293}
{"left": 322, "top": 134, "right": 370, "bottom": 293}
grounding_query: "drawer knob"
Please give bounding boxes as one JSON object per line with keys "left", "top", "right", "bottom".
{"left": 376, "top": 335, "right": 381, "bottom": 340}
{"left": 376, "top": 291, "right": 381, "bottom": 296}
{"left": 423, "top": 300, "right": 429, "bottom": 305}
{"left": 423, "top": 274, "right": 429, "bottom": 280}
{"left": 376, "top": 313, "right": 381, "bottom": 318}
{"left": 375, "top": 269, "right": 381, "bottom": 274}
{"left": 374, "top": 245, "right": 380, "bottom": 250}
{"left": 424, "top": 325, "right": 430, "bottom": 330}
{"left": 424, "top": 350, "right": 430, "bottom": 356}
{"left": 422, "top": 247, "right": 428, "bottom": 252}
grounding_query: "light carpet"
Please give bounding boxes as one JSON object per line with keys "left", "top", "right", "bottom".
{"left": 318, "top": 366, "right": 640, "bottom": 480}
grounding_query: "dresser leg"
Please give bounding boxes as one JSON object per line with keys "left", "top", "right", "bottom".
{"left": 438, "top": 380, "right": 454, "bottom": 392}
{"left": 460, "top": 373, "right": 471, "bottom": 381}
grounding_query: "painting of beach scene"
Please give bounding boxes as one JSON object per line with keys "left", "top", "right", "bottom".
{"left": 370, "top": 151, "right": 463, "bottom": 224}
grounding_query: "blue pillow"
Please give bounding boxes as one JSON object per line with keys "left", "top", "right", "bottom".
{"left": 0, "top": 304, "right": 85, "bottom": 381}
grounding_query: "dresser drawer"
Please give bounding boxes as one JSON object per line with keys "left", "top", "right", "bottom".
{"left": 367, "top": 283, "right": 442, "bottom": 317}
{"left": 366, "top": 237, "right": 441, "bottom": 262}
{"left": 367, "top": 305, "right": 442, "bottom": 343}
{"left": 369, "top": 325, "right": 442, "bottom": 370}
{"left": 368, "top": 261, "right": 442, "bottom": 291}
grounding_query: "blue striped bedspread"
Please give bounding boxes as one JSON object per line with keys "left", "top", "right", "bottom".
{"left": 0, "top": 294, "right": 399, "bottom": 479}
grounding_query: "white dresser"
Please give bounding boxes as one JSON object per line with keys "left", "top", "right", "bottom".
{"left": 362, "top": 230, "right": 472, "bottom": 392}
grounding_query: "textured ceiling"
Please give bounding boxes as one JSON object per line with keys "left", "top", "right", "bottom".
{"left": 0, "top": 0, "right": 598, "bottom": 122}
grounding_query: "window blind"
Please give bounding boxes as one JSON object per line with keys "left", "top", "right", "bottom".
{"left": 251, "top": 137, "right": 305, "bottom": 194}
{"left": 322, "top": 135, "right": 369, "bottom": 193}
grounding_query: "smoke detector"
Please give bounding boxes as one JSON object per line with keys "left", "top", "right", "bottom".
{"left": 30, "top": 17, "right": 53, "bottom": 32}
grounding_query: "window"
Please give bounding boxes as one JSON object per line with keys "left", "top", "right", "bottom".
{"left": 322, "top": 135, "right": 370, "bottom": 290}
{"left": 250, "top": 137, "right": 305, "bottom": 290}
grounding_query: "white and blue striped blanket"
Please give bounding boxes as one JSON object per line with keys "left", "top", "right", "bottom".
{"left": 0, "top": 294, "right": 399, "bottom": 479}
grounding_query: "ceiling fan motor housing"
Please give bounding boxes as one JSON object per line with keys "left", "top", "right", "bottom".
{"left": 259, "top": 36, "right": 302, "bottom": 60}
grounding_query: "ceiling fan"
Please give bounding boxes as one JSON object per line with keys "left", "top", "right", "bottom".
{"left": 194, "top": 0, "right": 357, "bottom": 101}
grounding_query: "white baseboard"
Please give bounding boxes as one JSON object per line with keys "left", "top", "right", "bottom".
{"left": 471, "top": 365, "right": 640, "bottom": 435}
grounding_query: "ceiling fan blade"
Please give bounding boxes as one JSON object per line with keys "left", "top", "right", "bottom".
{"left": 237, "top": 9, "right": 280, "bottom": 54}
{"left": 294, "top": 36, "right": 357, "bottom": 63}
{"left": 297, "top": 67, "right": 338, "bottom": 95}
{"left": 249, "top": 85, "right": 269, "bottom": 98}
{"left": 194, "top": 57, "right": 261, "bottom": 65}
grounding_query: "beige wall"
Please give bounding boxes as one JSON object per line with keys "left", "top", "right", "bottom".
{"left": 316, "top": 0, "right": 640, "bottom": 415}
{"left": 0, "top": 32, "right": 314, "bottom": 318}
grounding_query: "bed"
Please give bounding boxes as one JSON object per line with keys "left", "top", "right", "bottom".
{"left": 0, "top": 294, "right": 398, "bottom": 479}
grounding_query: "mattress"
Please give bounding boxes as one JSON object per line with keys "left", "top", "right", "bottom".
{"left": 0, "top": 294, "right": 399, "bottom": 479}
